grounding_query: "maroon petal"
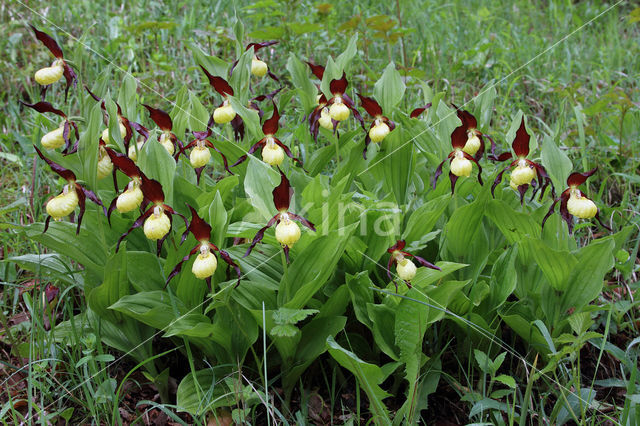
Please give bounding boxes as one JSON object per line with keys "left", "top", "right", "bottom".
{"left": 187, "top": 204, "right": 212, "bottom": 242}
{"left": 388, "top": 240, "right": 406, "bottom": 253}
{"left": 34, "top": 146, "right": 76, "bottom": 182}
{"left": 449, "top": 171, "right": 459, "bottom": 194}
{"left": 231, "top": 139, "right": 265, "bottom": 167}
{"left": 406, "top": 253, "right": 441, "bottom": 271}
{"left": 200, "top": 65, "right": 234, "bottom": 97}
{"left": 288, "top": 213, "right": 315, "bottom": 231}
{"left": 207, "top": 142, "right": 234, "bottom": 175}
{"left": 357, "top": 94, "right": 383, "bottom": 118}
{"left": 75, "top": 186, "right": 86, "bottom": 235}
{"left": 230, "top": 115, "right": 245, "bottom": 142}
{"left": 567, "top": 167, "right": 597, "bottom": 187}
{"left": 594, "top": 210, "right": 612, "bottom": 232}
{"left": 362, "top": 132, "right": 372, "bottom": 160}
{"left": 175, "top": 140, "right": 198, "bottom": 160}
{"left": 166, "top": 245, "right": 200, "bottom": 287}
{"left": 106, "top": 148, "right": 143, "bottom": 179}
{"left": 541, "top": 197, "right": 560, "bottom": 230}
{"left": 473, "top": 135, "right": 486, "bottom": 162}
{"left": 457, "top": 109, "right": 477, "bottom": 130}
{"left": 451, "top": 124, "right": 467, "bottom": 149}
{"left": 262, "top": 101, "right": 280, "bottom": 135}
{"left": 220, "top": 249, "right": 242, "bottom": 287}
{"left": 462, "top": 152, "right": 483, "bottom": 186}
{"left": 267, "top": 70, "right": 280, "bottom": 83}
{"left": 491, "top": 163, "right": 514, "bottom": 197}
{"left": 246, "top": 41, "right": 278, "bottom": 51}
{"left": 143, "top": 104, "right": 173, "bottom": 131}
{"left": 342, "top": 94, "right": 365, "bottom": 128}
{"left": 85, "top": 84, "right": 102, "bottom": 102}
{"left": 516, "top": 184, "right": 529, "bottom": 205}
{"left": 481, "top": 133, "right": 498, "bottom": 159}
{"left": 80, "top": 185, "right": 107, "bottom": 216}
{"left": 494, "top": 152, "right": 513, "bottom": 162}
{"left": 252, "top": 87, "right": 283, "bottom": 103}
{"left": 20, "top": 100, "right": 66, "bottom": 118}
{"left": 329, "top": 72, "right": 348, "bottom": 96}
{"left": 140, "top": 176, "right": 165, "bottom": 204}
{"left": 273, "top": 169, "right": 293, "bottom": 211}
{"left": 43, "top": 215, "right": 53, "bottom": 234}
{"left": 244, "top": 215, "right": 279, "bottom": 257}
{"left": 282, "top": 244, "right": 291, "bottom": 263}
{"left": 512, "top": 117, "right": 530, "bottom": 158}
{"left": 305, "top": 61, "right": 325, "bottom": 80}
{"left": 558, "top": 191, "right": 574, "bottom": 234}
{"left": 62, "top": 64, "right": 77, "bottom": 101}
{"left": 30, "top": 25, "right": 63, "bottom": 58}
{"left": 273, "top": 138, "right": 304, "bottom": 167}
{"left": 410, "top": 103, "right": 432, "bottom": 118}
{"left": 432, "top": 159, "right": 447, "bottom": 189}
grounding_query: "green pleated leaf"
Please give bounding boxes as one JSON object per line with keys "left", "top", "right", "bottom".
{"left": 374, "top": 62, "right": 405, "bottom": 113}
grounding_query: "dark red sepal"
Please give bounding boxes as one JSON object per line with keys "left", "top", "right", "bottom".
{"left": 246, "top": 41, "right": 278, "bottom": 51}
{"left": 357, "top": 94, "right": 383, "bottom": 118}
{"left": 541, "top": 197, "right": 560, "bottom": 231}
{"left": 288, "top": 213, "right": 315, "bottom": 231}
{"left": 305, "top": 61, "right": 325, "bottom": 80}
{"left": 273, "top": 138, "right": 304, "bottom": 168}
{"left": 410, "top": 103, "right": 432, "bottom": 118}
{"left": 143, "top": 104, "right": 173, "bottom": 131}
{"left": 30, "top": 25, "right": 63, "bottom": 58}
{"left": 273, "top": 169, "right": 293, "bottom": 211}
{"left": 491, "top": 163, "right": 514, "bottom": 198}
{"left": 231, "top": 139, "right": 266, "bottom": 167}
{"left": 187, "top": 204, "right": 212, "bottom": 242}
{"left": 219, "top": 249, "right": 242, "bottom": 287}
{"left": 20, "top": 100, "right": 66, "bottom": 118}
{"left": 456, "top": 109, "right": 477, "bottom": 130}
{"left": 140, "top": 176, "right": 165, "bottom": 204}
{"left": 387, "top": 240, "right": 406, "bottom": 253}
{"left": 432, "top": 159, "right": 447, "bottom": 189}
{"left": 448, "top": 172, "right": 459, "bottom": 194}
{"left": 165, "top": 245, "right": 200, "bottom": 287}
{"left": 262, "top": 101, "right": 280, "bottom": 135}
{"left": 115, "top": 207, "right": 153, "bottom": 252}
{"left": 62, "top": 64, "right": 77, "bottom": 101}
{"left": 450, "top": 124, "right": 467, "bottom": 149}
{"left": 106, "top": 148, "right": 143, "bottom": 179}
{"left": 408, "top": 254, "right": 441, "bottom": 271}
{"left": 512, "top": 117, "right": 530, "bottom": 158}
{"left": 34, "top": 146, "right": 76, "bottom": 182}
{"left": 230, "top": 115, "right": 245, "bottom": 141}
{"left": 494, "top": 152, "right": 513, "bottom": 162}
{"left": 463, "top": 151, "right": 484, "bottom": 186}
{"left": 244, "top": 215, "right": 279, "bottom": 257}
{"left": 329, "top": 73, "right": 348, "bottom": 96}
{"left": 567, "top": 167, "right": 597, "bottom": 187}
{"left": 200, "top": 65, "right": 234, "bottom": 97}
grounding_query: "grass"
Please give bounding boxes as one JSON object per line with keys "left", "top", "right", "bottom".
{"left": 1, "top": 0, "right": 639, "bottom": 423}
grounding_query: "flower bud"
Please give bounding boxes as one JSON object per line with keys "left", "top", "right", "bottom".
{"left": 251, "top": 57, "right": 268, "bottom": 77}
{"left": 34, "top": 60, "right": 64, "bottom": 85}
{"left": 213, "top": 101, "right": 236, "bottom": 124}
{"left": 41, "top": 125, "right": 65, "bottom": 150}
{"left": 101, "top": 122, "right": 127, "bottom": 144}
{"left": 318, "top": 107, "right": 333, "bottom": 130}
{"left": 462, "top": 132, "right": 481, "bottom": 156}
{"left": 396, "top": 258, "right": 417, "bottom": 281}
{"left": 190, "top": 146, "right": 211, "bottom": 168}
{"left": 46, "top": 186, "right": 78, "bottom": 219}
{"left": 369, "top": 120, "right": 390, "bottom": 143}
{"left": 567, "top": 191, "right": 597, "bottom": 219}
{"left": 510, "top": 161, "right": 536, "bottom": 187}
{"left": 128, "top": 141, "right": 145, "bottom": 162}
{"left": 262, "top": 139, "right": 284, "bottom": 166}
{"left": 143, "top": 206, "right": 171, "bottom": 240}
{"left": 159, "top": 133, "right": 175, "bottom": 155}
{"left": 97, "top": 148, "right": 114, "bottom": 180}
{"left": 450, "top": 152, "right": 472, "bottom": 177}
{"left": 275, "top": 216, "right": 301, "bottom": 248}
{"left": 116, "top": 181, "right": 143, "bottom": 213}
{"left": 192, "top": 246, "right": 218, "bottom": 279}
{"left": 329, "top": 99, "right": 350, "bottom": 121}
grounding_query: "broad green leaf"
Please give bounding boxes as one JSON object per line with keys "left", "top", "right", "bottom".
{"left": 138, "top": 136, "right": 176, "bottom": 207}
{"left": 228, "top": 96, "right": 261, "bottom": 139}
{"left": 485, "top": 199, "right": 541, "bottom": 244}
{"left": 286, "top": 53, "right": 317, "bottom": 113}
{"left": 105, "top": 97, "right": 125, "bottom": 153}
{"left": 242, "top": 156, "right": 280, "bottom": 220}
{"left": 383, "top": 128, "right": 413, "bottom": 205}
{"left": 522, "top": 237, "right": 576, "bottom": 291}
{"left": 110, "top": 290, "right": 186, "bottom": 330}
{"left": 88, "top": 244, "right": 129, "bottom": 324}
{"left": 117, "top": 74, "right": 137, "bottom": 119}
{"left": 347, "top": 272, "right": 374, "bottom": 328}
{"left": 79, "top": 102, "right": 102, "bottom": 190}
{"left": 541, "top": 134, "right": 573, "bottom": 190}
{"left": 127, "top": 251, "right": 165, "bottom": 292}
{"left": 282, "top": 224, "right": 358, "bottom": 309}
{"left": 188, "top": 91, "right": 210, "bottom": 131}
{"left": 163, "top": 313, "right": 216, "bottom": 338}
{"left": 367, "top": 303, "right": 399, "bottom": 360}
{"left": 176, "top": 368, "right": 235, "bottom": 415}
{"left": 326, "top": 336, "right": 390, "bottom": 422}
{"left": 374, "top": 62, "right": 405, "bottom": 113}
{"left": 441, "top": 192, "right": 488, "bottom": 259}
{"left": 207, "top": 191, "right": 228, "bottom": 248}
{"left": 190, "top": 43, "right": 229, "bottom": 78}
{"left": 410, "top": 261, "right": 468, "bottom": 289}
{"left": 485, "top": 247, "right": 517, "bottom": 310}
{"left": 335, "top": 34, "right": 359, "bottom": 72}
{"left": 402, "top": 195, "right": 450, "bottom": 242}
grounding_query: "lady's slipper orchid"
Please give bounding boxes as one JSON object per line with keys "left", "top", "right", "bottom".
{"left": 452, "top": 106, "right": 497, "bottom": 161}
{"left": 357, "top": 94, "right": 396, "bottom": 159}
{"left": 245, "top": 170, "right": 315, "bottom": 262}
{"left": 116, "top": 176, "right": 188, "bottom": 255}
{"left": 308, "top": 93, "right": 338, "bottom": 141}
{"left": 34, "top": 147, "right": 106, "bottom": 234}
{"left": 491, "top": 118, "right": 553, "bottom": 204}
{"left": 166, "top": 205, "right": 242, "bottom": 290}
{"left": 542, "top": 168, "right": 611, "bottom": 234}
{"left": 246, "top": 41, "right": 279, "bottom": 80}
{"left": 433, "top": 119, "right": 484, "bottom": 193}
{"left": 142, "top": 104, "right": 183, "bottom": 156}
{"left": 232, "top": 102, "right": 302, "bottom": 168}
{"left": 386, "top": 240, "right": 440, "bottom": 292}
{"left": 30, "top": 26, "right": 77, "bottom": 100}
{"left": 175, "top": 129, "right": 233, "bottom": 183}
{"left": 104, "top": 149, "right": 147, "bottom": 221}
{"left": 199, "top": 66, "right": 238, "bottom": 124}
{"left": 20, "top": 101, "right": 79, "bottom": 154}
{"left": 324, "top": 73, "right": 363, "bottom": 125}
